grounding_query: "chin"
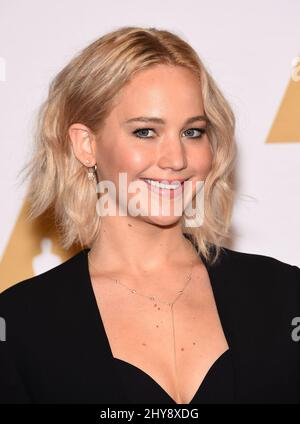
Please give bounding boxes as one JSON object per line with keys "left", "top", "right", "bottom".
{"left": 139, "top": 213, "right": 183, "bottom": 227}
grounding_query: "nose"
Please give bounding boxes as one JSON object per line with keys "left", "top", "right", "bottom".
{"left": 157, "top": 138, "right": 188, "bottom": 171}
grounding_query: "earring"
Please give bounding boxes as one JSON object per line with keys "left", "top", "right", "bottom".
{"left": 87, "top": 162, "right": 97, "bottom": 181}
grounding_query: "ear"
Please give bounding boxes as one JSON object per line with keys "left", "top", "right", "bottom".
{"left": 68, "top": 123, "right": 97, "bottom": 166}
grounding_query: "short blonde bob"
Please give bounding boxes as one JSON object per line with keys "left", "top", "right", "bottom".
{"left": 18, "top": 26, "right": 237, "bottom": 265}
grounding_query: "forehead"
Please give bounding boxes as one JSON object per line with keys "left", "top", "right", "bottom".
{"left": 112, "top": 64, "right": 204, "bottom": 118}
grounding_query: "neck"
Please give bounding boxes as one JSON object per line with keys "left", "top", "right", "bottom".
{"left": 88, "top": 216, "right": 197, "bottom": 275}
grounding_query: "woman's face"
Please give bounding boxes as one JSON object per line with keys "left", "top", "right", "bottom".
{"left": 80, "top": 64, "right": 213, "bottom": 227}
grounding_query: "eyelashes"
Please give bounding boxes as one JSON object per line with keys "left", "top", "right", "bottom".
{"left": 132, "top": 127, "right": 206, "bottom": 139}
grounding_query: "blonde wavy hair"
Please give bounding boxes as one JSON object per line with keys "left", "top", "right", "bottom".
{"left": 18, "top": 26, "right": 237, "bottom": 265}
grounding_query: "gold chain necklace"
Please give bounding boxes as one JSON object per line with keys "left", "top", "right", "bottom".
{"left": 87, "top": 250, "right": 195, "bottom": 403}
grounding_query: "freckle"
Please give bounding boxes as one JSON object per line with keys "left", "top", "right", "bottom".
{"left": 158, "top": 307, "right": 160, "bottom": 310}
{"left": 156, "top": 324, "right": 159, "bottom": 328}
{"left": 181, "top": 347, "right": 184, "bottom": 351}
{"left": 142, "top": 343, "right": 147, "bottom": 346}
{"left": 154, "top": 303, "right": 157, "bottom": 307}
{"left": 128, "top": 223, "right": 132, "bottom": 227}
{"left": 193, "top": 342, "right": 196, "bottom": 345}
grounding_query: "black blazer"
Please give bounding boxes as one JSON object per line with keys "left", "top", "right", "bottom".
{"left": 0, "top": 244, "right": 299, "bottom": 404}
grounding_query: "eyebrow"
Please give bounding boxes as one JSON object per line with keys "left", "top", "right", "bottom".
{"left": 124, "top": 115, "right": 209, "bottom": 125}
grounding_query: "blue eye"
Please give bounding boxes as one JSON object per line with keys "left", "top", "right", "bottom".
{"left": 184, "top": 128, "right": 206, "bottom": 138}
{"left": 132, "top": 128, "right": 156, "bottom": 138}
{"left": 132, "top": 127, "right": 206, "bottom": 139}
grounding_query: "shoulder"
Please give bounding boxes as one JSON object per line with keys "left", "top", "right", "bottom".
{"left": 216, "top": 248, "right": 300, "bottom": 394}
{"left": 0, "top": 249, "right": 88, "bottom": 318}
{"left": 219, "top": 245, "right": 300, "bottom": 279}
{"left": 215, "top": 246, "right": 300, "bottom": 312}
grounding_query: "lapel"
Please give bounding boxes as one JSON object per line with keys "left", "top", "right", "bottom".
{"left": 183, "top": 235, "right": 238, "bottom": 351}
{"left": 73, "top": 247, "right": 128, "bottom": 403}
{"left": 198, "top": 246, "right": 239, "bottom": 356}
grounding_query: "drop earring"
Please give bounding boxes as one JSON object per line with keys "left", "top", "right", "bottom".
{"left": 86, "top": 161, "right": 97, "bottom": 181}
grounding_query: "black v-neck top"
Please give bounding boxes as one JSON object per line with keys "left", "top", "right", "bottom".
{"left": 114, "top": 348, "right": 234, "bottom": 404}
{"left": 0, "top": 240, "right": 299, "bottom": 404}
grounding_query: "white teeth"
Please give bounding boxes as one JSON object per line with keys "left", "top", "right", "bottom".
{"left": 144, "top": 178, "right": 181, "bottom": 190}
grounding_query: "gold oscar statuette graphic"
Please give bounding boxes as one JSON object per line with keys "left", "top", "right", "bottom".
{"left": 266, "top": 55, "right": 300, "bottom": 144}
{"left": 0, "top": 198, "right": 79, "bottom": 293}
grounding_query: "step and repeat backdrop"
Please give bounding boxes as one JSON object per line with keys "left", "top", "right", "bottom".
{"left": 0, "top": 0, "right": 299, "bottom": 292}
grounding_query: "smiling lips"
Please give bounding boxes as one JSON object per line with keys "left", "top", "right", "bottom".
{"left": 140, "top": 177, "right": 190, "bottom": 199}
{"left": 141, "top": 177, "right": 188, "bottom": 184}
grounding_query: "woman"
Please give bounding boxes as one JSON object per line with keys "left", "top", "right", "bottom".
{"left": 0, "top": 26, "right": 299, "bottom": 405}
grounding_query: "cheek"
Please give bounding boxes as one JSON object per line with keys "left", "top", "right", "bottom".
{"left": 190, "top": 143, "right": 213, "bottom": 177}
{"left": 117, "top": 142, "right": 153, "bottom": 178}
{"left": 97, "top": 140, "right": 151, "bottom": 183}
{"left": 130, "top": 149, "right": 152, "bottom": 169}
